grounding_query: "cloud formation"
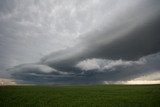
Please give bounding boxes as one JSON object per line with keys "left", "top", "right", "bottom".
{"left": 10, "top": 52, "right": 160, "bottom": 84}
{"left": 76, "top": 58, "right": 145, "bottom": 71}
{"left": 0, "top": 0, "right": 160, "bottom": 84}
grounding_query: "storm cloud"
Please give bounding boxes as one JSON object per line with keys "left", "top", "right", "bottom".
{"left": 10, "top": 52, "right": 160, "bottom": 84}
{"left": 0, "top": 0, "right": 160, "bottom": 84}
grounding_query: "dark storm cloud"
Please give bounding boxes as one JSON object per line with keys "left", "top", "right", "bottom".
{"left": 41, "top": 15, "right": 160, "bottom": 72}
{"left": 85, "top": 16, "right": 160, "bottom": 60}
{"left": 11, "top": 0, "right": 160, "bottom": 84}
{"left": 1, "top": 0, "right": 160, "bottom": 84}
{"left": 11, "top": 52, "right": 160, "bottom": 84}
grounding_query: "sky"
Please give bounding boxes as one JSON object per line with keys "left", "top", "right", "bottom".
{"left": 0, "top": 0, "right": 160, "bottom": 84}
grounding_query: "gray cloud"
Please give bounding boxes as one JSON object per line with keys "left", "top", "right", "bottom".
{"left": 41, "top": 14, "right": 160, "bottom": 72}
{"left": 10, "top": 52, "right": 160, "bottom": 84}
{"left": 76, "top": 58, "right": 145, "bottom": 71}
{"left": 9, "top": 64, "right": 71, "bottom": 84}
{"left": 0, "top": 0, "right": 160, "bottom": 84}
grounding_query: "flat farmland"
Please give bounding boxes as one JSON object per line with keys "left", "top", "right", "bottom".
{"left": 0, "top": 85, "right": 160, "bottom": 107}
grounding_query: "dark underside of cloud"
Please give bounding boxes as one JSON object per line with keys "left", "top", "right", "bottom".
{"left": 10, "top": 15, "right": 160, "bottom": 84}
{"left": 39, "top": 15, "right": 160, "bottom": 73}
{"left": 11, "top": 52, "right": 160, "bottom": 84}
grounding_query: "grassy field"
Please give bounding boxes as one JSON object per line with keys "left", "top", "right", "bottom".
{"left": 0, "top": 85, "right": 160, "bottom": 107}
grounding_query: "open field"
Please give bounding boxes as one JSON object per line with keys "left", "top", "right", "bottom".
{"left": 0, "top": 85, "right": 160, "bottom": 107}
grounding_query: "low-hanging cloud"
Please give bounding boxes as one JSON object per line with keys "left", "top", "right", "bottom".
{"left": 10, "top": 52, "right": 160, "bottom": 84}
{"left": 1, "top": 0, "right": 160, "bottom": 84}
{"left": 41, "top": 14, "right": 160, "bottom": 74}
{"left": 9, "top": 64, "right": 70, "bottom": 84}
{"left": 76, "top": 58, "right": 145, "bottom": 71}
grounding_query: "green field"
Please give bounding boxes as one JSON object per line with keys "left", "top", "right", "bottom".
{"left": 0, "top": 85, "right": 160, "bottom": 107}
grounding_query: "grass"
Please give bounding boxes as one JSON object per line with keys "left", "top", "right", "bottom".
{"left": 0, "top": 85, "right": 160, "bottom": 107}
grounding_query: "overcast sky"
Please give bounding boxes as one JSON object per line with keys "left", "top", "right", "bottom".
{"left": 0, "top": 0, "right": 160, "bottom": 84}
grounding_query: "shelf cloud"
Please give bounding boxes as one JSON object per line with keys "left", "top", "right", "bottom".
{"left": 0, "top": 0, "right": 160, "bottom": 84}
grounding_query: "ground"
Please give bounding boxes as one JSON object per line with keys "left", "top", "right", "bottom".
{"left": 0, "top": 85, "right": 160, "bottom": 107}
